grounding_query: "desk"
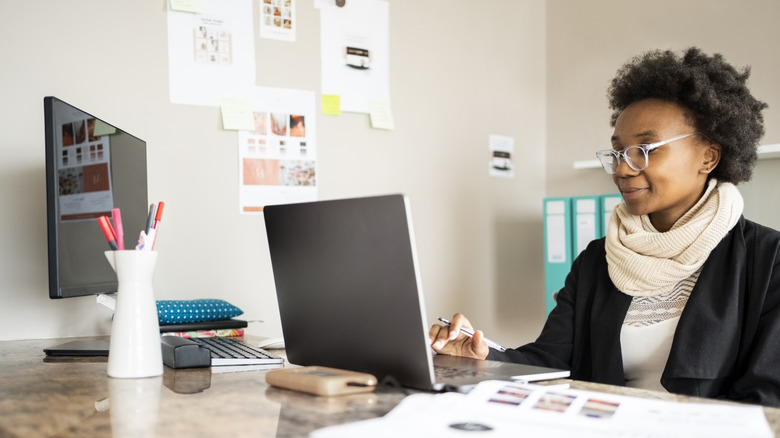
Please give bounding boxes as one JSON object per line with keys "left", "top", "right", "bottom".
{"left": 1, "top": 337, "right": 779, "bottom": 437}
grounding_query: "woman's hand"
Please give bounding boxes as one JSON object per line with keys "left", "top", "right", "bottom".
{"left": 428, "top": 313, "right": 489, "bottom": 359}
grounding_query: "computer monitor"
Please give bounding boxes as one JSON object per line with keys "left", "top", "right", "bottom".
{"left": 43, "top": 96, "right": 148, "bottom": 354}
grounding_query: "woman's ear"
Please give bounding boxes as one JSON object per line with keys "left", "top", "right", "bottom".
{"left": 701, "top": 144, "right": 721, "bottom": 174}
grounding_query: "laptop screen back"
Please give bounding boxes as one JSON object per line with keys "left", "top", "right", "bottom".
{"left": 263, "top": 194, "right": 436, "bottom": 388}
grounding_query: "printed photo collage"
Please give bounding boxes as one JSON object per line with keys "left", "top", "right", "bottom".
{"left": 241, "top": 111, "right": 315, "bottom": 188}
{"left": 262, "top": 0, "right": 293, "bottom": 30}
{"left": 487, "top": 383, "right": 620, "bottom": 420}
{"left": 193, "top": 18, "right": 233, "bottom": 65}
{"left": 58, "top": 117, "right": 110, "bottom": 197}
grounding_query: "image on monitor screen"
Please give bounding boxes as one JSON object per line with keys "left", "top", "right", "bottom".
{"left": 44, "top": 96, "right": 149, "bottom": 300}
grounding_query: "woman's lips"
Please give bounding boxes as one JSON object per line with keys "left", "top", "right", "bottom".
{"left": 620, "top": 187, "right": 645, "bottom": 201}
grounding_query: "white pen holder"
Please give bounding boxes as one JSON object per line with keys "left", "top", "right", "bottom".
{"left": 105, "top": 250, "right": 163, "bottom": 378}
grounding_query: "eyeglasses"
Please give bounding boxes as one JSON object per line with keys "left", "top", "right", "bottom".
{"left": 595, "top": 133, "right": 695, "bottom": 175}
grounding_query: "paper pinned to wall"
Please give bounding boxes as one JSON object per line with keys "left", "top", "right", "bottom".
{"left": 489, "top": 134, "right": 515, "bottom": 178}
{"left": 237, "top": 87, "right": 317, "bottom": 213}
{"left": 320, "top": 0, "right": 390, "bottom": 114}
{"left": 167, "top": 0, "right": 255, "bottom": 106}
{"left": 259, "top": 0, "right": 296, "bottom": 42}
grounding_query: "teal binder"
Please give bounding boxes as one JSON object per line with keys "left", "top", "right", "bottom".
{"left": 543, "top": 197, "right": 573, "bottom": 314}
{"left": 571, "top": 196, "right": 601, "bottom": 258}
{"left": 600, "top": 194, "right": 623, "bottom": 237}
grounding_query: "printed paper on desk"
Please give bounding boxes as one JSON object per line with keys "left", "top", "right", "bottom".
{"left": 310, "top": 380, "right": 773, "bottom": 438}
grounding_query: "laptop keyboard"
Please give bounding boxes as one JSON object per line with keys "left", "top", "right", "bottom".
{"left": 190, "top": 337, "right": 284, "bottom": 366}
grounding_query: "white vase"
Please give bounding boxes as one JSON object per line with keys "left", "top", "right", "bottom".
{"left": 105, "top": 250, "right": 163, "bottom": 378}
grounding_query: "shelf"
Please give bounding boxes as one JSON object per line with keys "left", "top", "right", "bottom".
{"left": 573, "top": 143, "right": 780, "bottom": 170}
{"left": 573, "top": 159, "right": 601, "bottom": 170}
{"left": 757, "top": 143, "right": 780, "bottom": 159}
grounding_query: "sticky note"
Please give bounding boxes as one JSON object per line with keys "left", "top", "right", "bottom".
{"left": 220, "top": 97, "right": 254, "bottom": 131}
{"left": 93, "top": 120, "right": 116, "bottom": 136}
{"left": 170, "top": 0, "right": 204, "bottom": 13}
{"left": 369, "top": 99, "right": 395, "bottom": 130}
{"left": 322, "top": 95, "right": 341, "bottom": 115}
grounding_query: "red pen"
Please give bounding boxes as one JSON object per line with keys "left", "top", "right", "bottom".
{"left": 97, "top": 216, "right": 118, "bottom": 250}
{"left": 111, "top": 208, "right": 124, "bottom": 250}
{"left": 151, "top": 201, "right": 165, "bottom": 249}
{"left": 153, "top": 202, "right": 165, "bottom": 229}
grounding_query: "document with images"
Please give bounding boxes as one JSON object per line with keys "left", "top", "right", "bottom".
{"left": 237, "top": 86, "right": 316, "bottom": 213}
{"left": 259, "top": 0, "right": 296, "bottom": 42}
{"left": 489, "top": 134, "right": 515, "bottom": 178}
{"left": 311, "top": 380, "right": 773, "bottom": 438}
{"left": 320, "top": 0, "right": 390, "bottom": 114}
{"left": 167, "top": 0, "right": 255, "bottom": 106}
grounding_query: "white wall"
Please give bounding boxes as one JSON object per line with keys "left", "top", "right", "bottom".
{"left": 546, "top": 0, "right": 780, "bottom": 230}
{"left": 0, "top": 1, "right": 548, "bottom": 344}
{"left": 6, "top": 1, "right": 776, "bottom": 348}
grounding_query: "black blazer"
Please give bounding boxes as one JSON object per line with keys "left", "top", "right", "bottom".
{"left": 488, "top": 216, "right": 780, "bottom": 407}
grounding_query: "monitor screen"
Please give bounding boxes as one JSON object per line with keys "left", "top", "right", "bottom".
{"left": 44, "top": 96, "right": 148, "bottom": 299}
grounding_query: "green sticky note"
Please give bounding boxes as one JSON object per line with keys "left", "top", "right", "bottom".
{"left": 369, "top": 99, "right": 395, "bottom": 130}
{"left": 170, "top": 0, "right": 204, "bottom": 13}
{"left": 220, "top": 97, "right": 254, "bottom": 131}
{"left": 322, "top": 95, "right": 341, "bottom": 115}
{"left": 93, "top": 120, "right": 116, "bottom": 136}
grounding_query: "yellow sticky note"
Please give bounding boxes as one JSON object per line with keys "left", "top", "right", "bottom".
{"left": 170, "top": 0, "right": 204, "bottom": 13}
{"left": 322, "top": 95, "right": 341, "bottom": 115}
{"left": 369, "top": 99, "right": 395, "bottom": 130}
{"left": 220, "top": 97, "right": 254, "bottom": 131}
{"left": 93, "top": 120, "right": 116, "bottom": 136}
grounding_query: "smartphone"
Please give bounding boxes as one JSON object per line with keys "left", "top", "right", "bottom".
{"left": 266, "top": 366, "right": 377, "bottom": 396}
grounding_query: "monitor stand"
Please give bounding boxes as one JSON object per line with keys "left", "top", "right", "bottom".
{"left": 42, "top": 294, "right": 117, "bottom": 356}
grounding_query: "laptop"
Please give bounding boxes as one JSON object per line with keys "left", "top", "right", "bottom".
{"left": 263, "top": 194, "right": 569, "bottom": 392}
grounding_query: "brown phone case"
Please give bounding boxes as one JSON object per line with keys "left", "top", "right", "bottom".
{"left": 266, "top": 366, "right": 377, "bottom": 396}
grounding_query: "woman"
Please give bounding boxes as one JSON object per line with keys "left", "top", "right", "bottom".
{"left": 430, "top": 47, "right": 780, "bottom": 406}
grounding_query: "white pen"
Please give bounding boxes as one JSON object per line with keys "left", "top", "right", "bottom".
{"left": 437, "top": 317, "right": 507, "bottom": 352}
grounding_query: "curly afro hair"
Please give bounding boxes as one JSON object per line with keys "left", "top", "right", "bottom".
{"left": 607, "top": 47, "right": 768, "bottom": 184}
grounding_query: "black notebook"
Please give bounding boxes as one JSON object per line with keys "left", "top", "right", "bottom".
{"left": 159, "top": 318, "right": 248, "bottom": 333}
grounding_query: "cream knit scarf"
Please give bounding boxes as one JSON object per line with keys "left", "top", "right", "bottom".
{"left": 605, "top": 179, "right": 743, "bottom": 297}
